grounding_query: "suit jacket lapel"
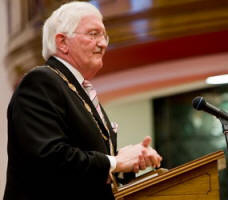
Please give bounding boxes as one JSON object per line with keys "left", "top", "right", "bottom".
{"left": 46, "top": 57, "right": 110, "bottom": 138}
{"left": 100, "top": 105, "right": 117, "bottom": 151}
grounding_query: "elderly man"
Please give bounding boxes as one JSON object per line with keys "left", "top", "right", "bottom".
{"left": 4, "top": 2, "right": 162, "bottom": 200}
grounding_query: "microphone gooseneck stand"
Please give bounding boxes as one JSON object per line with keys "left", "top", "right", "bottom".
{"left": 192, "top": 96, "right": 228, "bottom": 151}
{"left": 219, "top": 118, "right": 228, "bottom": 151}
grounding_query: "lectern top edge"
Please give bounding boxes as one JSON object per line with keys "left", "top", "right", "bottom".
{"left": 115, "top": 150, "right": 225, "bottom": 198}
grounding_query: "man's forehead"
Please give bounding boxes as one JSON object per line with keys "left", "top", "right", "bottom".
{"left": 77, "top": 15, "right": 104, "bottom": 30}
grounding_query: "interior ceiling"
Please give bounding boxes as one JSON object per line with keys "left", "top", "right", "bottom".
{"left": 6, "top": 0, "right": 228, "bottom": 88}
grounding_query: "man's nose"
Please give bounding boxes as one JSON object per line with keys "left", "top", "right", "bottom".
{"left": 97, "top": 36, "right": 109, "bottom": 48}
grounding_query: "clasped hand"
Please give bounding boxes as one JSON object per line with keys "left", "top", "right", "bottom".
{"left": 113, "top": 136, "right": 162, "bottom": 173}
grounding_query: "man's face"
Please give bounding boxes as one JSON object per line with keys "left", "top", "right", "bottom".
{"left": 66, "top": 15, "right": 108, "bottom": 80}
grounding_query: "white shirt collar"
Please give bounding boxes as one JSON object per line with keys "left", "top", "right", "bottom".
{"left": 54, "top": 56, "right": 84, "bottom": 85}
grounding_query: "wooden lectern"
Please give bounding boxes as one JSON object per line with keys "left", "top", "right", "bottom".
{"left": 113, "top": 151, "right": 226, "bottom": 200}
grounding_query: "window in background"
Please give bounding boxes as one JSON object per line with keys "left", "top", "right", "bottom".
{"left": 153, "top": 85, "right": 228, "bottom": 200}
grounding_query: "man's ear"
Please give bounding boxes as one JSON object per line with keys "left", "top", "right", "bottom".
{"left": 55, "top": 33, "right": 69, "bottom": 54}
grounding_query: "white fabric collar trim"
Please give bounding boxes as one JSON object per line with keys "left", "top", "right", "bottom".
{"left": 54, "top": 56, "right": 84, "bottom": 85}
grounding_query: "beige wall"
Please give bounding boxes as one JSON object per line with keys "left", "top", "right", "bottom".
{"left": 103, "top": 78, "right": 208, "bottom": 151}
{"left": 0, "top": 0, "right": 12, "bottom": 199}
{"left": 104, "top": 99, "right": 154, "bottom": 149}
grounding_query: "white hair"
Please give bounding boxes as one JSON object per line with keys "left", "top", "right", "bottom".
{"left": 42, "top": 1, "right": 102, "bottom": 60}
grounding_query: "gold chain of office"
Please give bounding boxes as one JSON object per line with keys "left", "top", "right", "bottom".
{"left": 45, "top": 65, "right": 115, "bottom": 156}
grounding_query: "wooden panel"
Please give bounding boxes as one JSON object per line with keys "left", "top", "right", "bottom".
{"left": 101, "top": 30, "right": 228, "bottom": 76}
{"left": 122, "top": 162, "right": 219, "bottom": 200}
{"left": 114, "top": 151, "right": 225, "bottom": 200}
{"left": 5, "top": 0, "right": 228, "bottom": 89}
{"left": 154, "top": 174, "right": 211, "bottom": 195}
{"left": 104, "top": 0, "right": 228, "bottom": 46}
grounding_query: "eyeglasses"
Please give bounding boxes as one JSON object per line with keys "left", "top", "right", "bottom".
{"left": 73, "top": 31, "right": 109, "bottom": 44}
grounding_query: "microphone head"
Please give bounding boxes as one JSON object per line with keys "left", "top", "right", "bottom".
{"left": 192, "top": 96, "right": 206, "bottom": 110}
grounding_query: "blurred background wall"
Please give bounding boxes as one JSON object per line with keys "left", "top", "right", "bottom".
{"left": 1, "top": 0, "right": 228, "bottom": 199}
{"left": 0, "top": 0, "right": 12, "bottom": 199}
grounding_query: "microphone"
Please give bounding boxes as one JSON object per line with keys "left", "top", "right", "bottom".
{"left": 192, "top": 96, "right": 228, "bottom": 120}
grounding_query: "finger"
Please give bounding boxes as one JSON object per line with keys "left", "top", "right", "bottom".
{"left": 148, "top": 150, "right": 160, "bottom": 168}
{"left": 142, "top": 136, "right": 151, "bottom": 147}
{"left": 156, "top": 155, "right": 163, "bottom": 168}
{"left": 142, "top": 149, "right": 152, "bottom": 167}
{"left": 138, "top": 154, "right": 146, "bottom": 170}
{"left": 153, "top": 151, "right": 162, "bottom": 167}
{"left": 154, "top": 153, "right": 162, "bottom": 168}
{"left": 160, "top": 156, "right": 163, "bottom": 162}
{"left": 133, "top": 163, "right": 139, "bottom": 173}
